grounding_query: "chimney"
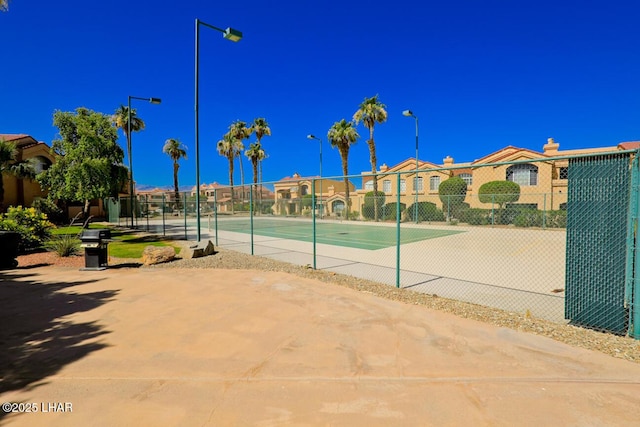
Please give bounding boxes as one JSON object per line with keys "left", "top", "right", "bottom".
{"left": 443, "top": 156, "right": 454, "bottom": 166}
{"left": 379, "top": 163, "right": 388, "bottom": 172}
{"left": 543, "top": 137, "right": 559, "bottom": 154}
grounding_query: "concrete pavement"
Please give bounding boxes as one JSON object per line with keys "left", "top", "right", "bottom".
{"left": 1, "top": 266, "right": 639, "bottom": 426}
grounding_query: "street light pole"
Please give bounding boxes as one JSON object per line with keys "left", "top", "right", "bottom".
{"left": 195, "top": 18, "right": 242, "bottom": 242}
{"left": 402, "top": 110, "right": 419, "bottom": 223}
{"left": 307, "top": 134, "right": 322, "bottom": 219}
{"left": 127, "top": 95, "right": 161, "bottom": 228}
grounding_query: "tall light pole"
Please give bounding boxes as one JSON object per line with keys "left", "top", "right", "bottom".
{"left": 307, "top": 134, "right": 322, "bottom": 219}
{"left": 402, "top": 110, "right": 419, "bottom": 223}
{"left": 128, "top": 95, "right": 161, "bottom": 228}
{"left": 195, "top": 19, "right": 242, "bottom": 242}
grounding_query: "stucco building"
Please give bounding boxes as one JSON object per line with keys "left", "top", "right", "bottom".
{"left": 0, "top": 134, "right": 54, "bottom": 209}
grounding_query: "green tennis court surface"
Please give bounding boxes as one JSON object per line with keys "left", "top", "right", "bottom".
{"left": 214, "top": 218, "right": 464, "bottom": 250}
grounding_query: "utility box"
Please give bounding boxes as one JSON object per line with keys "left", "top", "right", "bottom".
{"left": 80, "top": 229, "right": 111, "bottom": 270}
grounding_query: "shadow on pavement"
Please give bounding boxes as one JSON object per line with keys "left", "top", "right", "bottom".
{"left": 0, "top": 269, "right": 118, "bottom": 417}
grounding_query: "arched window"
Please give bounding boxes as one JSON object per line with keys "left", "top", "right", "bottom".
{"left": 300, "top": 185, "right": 308, "bottom": 196}
{"left": 507, "top": 164, "right": 538, "bottom": 186}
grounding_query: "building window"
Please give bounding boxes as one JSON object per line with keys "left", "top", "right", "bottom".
{"left": 382, "top": 180, "right": 391, "bottom": 193}
{"left": 558, "top": 167, "right": 568, "bottom": 179}
{"left": 413, "top": 177, "right": 423, "bottom": 192}
{"left": 301, "top": 185, "right": 308, "bottom": 196}
{"left": 507, "top": 164, "right": 538, "bottom": 186}
{"left": 365, "top": 180, "right": 373, "bottom": 191}
{"left": 459, "top": 173, "right": 472, "bottom": 186}
{"left": 429, "top": 176, "right": 440, "bottom": 191}
{"left": 400, "top": 179, "right": 406, "bottom": 193}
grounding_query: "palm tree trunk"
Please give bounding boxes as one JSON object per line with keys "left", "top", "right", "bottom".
{"left": 340, "top": 149, "right": 350, "bottom": 220}
{"left": 252, "top": 159, "right": 258, "bottom": 213}
{"left": 173, "top": 162, "right": 181, "bottom": 210}
{"left": 228, "top": 157, "right": 235, "bottom": 214}
{"left": 238, "top": 155, "right": 245, "bottom": 203}
{"left": 368, "top": 131, "right": 379, "bottom": 221}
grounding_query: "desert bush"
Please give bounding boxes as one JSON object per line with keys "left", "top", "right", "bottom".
{"left": 545, "top": 210, "right": 568, "bottom": 228}
{"left": 514, "top": 209, "right": 543, "bottom": 227}
{"left": 45, "top": 234, "right": 81, "bottom": 257}
{"left": 460, "top": 208, "right": 490, "bottom": 225}
{"left": 0, "top": 206, "right": 54, "bottom": 252}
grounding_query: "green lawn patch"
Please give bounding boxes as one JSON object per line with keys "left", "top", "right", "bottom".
{"left": 52, "top": 224, "right": 180, "bottom": 258}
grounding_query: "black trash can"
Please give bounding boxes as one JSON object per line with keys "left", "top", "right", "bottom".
{"left": 0, "top": 231, "right": 20, "bottom": 269}
{"left": 80, "top": 229, "right": 111, "bottom": 270}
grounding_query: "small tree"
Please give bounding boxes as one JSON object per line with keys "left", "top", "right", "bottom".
{"left": 478, "top": 180, "right": 520, "bottom": 223}
{"left": 362, "top": 190, "right": 385, "bottom": 220}
{"left": 438, "top": 176, "right": 467, "bottom": 220}
{"left": 38, "top": 108, "right": 125, "bottom": 218}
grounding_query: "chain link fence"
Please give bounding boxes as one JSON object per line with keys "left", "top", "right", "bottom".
{"left": 106, "top": 150, "right": 640, "bottom": 339}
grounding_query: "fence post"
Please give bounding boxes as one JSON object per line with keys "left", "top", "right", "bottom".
{"left": 542, "top": 193, "right": 547, "bottom": 229}
{"left": 396, "top": 172, "right": 401, "bottom": 288}
{"left": 250, "top": 184, "right": 254, "bottom": 256}
{"left": 214, "top": 188, "right": 218, "bottom": 246}
{"left": 183, "top": 192, "right": 187, "bottom": 240}
{"left": 145, "top": 194, "right": 150, "bottom": 232}
{"left": 312, "top": 179, "right": 317, "bottom": 270}
{"left": 162, "top": 194, "right": 166, "bottom": 237}
{"left": 491, "top": 194, "right": 495, "bottom": 226}
{"left": 627, "top": 153, "right": 640, "bottom": 338}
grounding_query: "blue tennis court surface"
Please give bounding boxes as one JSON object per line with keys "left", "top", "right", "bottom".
{"left": 214, "top": 218, "right": 464, "bottom": 250}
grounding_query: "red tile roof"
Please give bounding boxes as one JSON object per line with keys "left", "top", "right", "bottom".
{"left": 618, "top": 141, "right": 640, "bottom": 150}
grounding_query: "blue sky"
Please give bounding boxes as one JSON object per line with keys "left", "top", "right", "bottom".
{"left": 1, "top": 0, "right": 639, "bottom": 189}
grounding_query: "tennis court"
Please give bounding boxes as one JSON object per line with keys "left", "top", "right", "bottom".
{"left": 214, "top": 217, "right": 464, "bottom": 250}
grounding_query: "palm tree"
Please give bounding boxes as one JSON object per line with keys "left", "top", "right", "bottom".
{"left": 228, "top": 120, "right": 251, "bottom": 200}
{"left": 112, "top": 105, "right": 146, "bottom": 185}
{"left": 250, "top": 117, "right": 271, "bottom": 150}
{"left": 245, "top": 142, "right": 266, "bottom": 211}
{"left": 327, "top": 119, "right": 360, "bottom": 220}
{"left": 0, "top": 138, "right": 36, "bottom": 212}
{"left": 162, "top": 138, "right": 187, "bottom": 210}
{"left": 217, "top": 132, "right": 243, "bottom": 214}
{"left": 0, "top": 1, "right": 9, "bottom": 12}
{"left": 353, "top": 95, "right": 388, "bottom": 221}
{"left": 249, "top": 117, "right": 271, "bottom": 208}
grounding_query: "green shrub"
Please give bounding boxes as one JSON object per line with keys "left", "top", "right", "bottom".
{"left": 0, "top": 206, "right": 54, "bottom": 252}
{"left": 478, "top": 180, "right": 521, "bottom": 223}
{"left": 450, "top": 202, "right": 470, "bottom": 220}
{"left": 301, "top": 194, "right": 314, "bottom": 208}
{"left": 439, "top": 177, "right": 467, "bottom": 219}
{"left": 362, "top": 191, "right": 386, "bottom": 220}
{"left": 460, "top": 208, "right": 490, "bottom": 225}
{"left": 513, "top": 209, "right": 543, "bottom": 227}
{"left": 381, "top": 202, "right": 406, "bottom": 220}
{"left": 45, "top": 234, "right": 81, "bottom": 257}
{"left": 545, "top": 210, "right": 567, "bottom": 228}
{"left": 406, "top": 202, "right": 445, "bottom": 222}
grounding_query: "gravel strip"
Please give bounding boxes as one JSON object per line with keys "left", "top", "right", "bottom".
{"left": 149, "top": 245, "right": 640, "bottom": 364}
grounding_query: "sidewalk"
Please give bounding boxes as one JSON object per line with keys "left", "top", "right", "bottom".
{"left": 1, "top": 266, "right": 639, "bottom": 426}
